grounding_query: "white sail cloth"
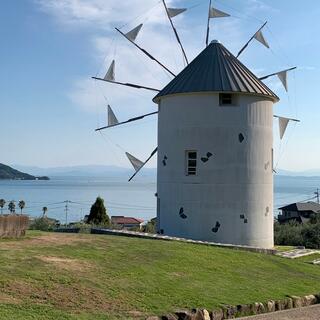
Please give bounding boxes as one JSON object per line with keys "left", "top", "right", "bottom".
{"left": 107, "top": 105, "right": 118, "bottom": 126}
{"left": 104, "top": 60, "right": 115, "bottom": 81}
{"left": 278, "top": 117, "right": 290, "bottom": 139}
{"left": 209, "top": 7, "right": 230, "bottom": 18}
{"left": 126, "top": 152, "right": 144, "bottom": 172}
{"left": 125, "top": 24, "right": 143, "bottom": 42}
{"left": 167, "top": 8, "right": 186, "bottom": 18}
{"left": 254, "top": 30, "right": 269, "bottom": 48}
{"left": 275, "top": 116, "right": 300, "bottom": 139}
{"left": 277, "top": 71, "right": 288, "bottom": 91}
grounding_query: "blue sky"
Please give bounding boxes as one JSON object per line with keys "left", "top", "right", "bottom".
{"left": 1, "top": 0, "right": 319, "bottom": 171}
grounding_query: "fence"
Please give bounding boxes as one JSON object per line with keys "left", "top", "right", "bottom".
{"left": 0, "top": 215, "right": 29, "bottom": 238}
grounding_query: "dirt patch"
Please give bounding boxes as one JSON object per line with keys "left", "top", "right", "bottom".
{"left": 127, "top": 310, "right": 147, "bottom": 318}
{"left": 2, "top": 280, "right": 127, "bottom": 312}
{"left": 0, "top": 292, "right": 20, "bottom": 304}
{"left": 0, "top": 234, "right": 94, "bottom": 250}
{"left": 37, "top": 256, "right": 93, "bottom": 272}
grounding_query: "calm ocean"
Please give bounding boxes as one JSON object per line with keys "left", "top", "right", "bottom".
{"left": 0, "top": 175, "right": 319, "bottom": 223}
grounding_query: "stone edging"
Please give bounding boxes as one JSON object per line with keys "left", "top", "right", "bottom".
{"left": 146, "top": 294, "right": 320, "bottom": 319}
{"left": 91, "top": 228, "right": 276, "bottom": 255}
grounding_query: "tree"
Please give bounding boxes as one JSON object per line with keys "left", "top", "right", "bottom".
{"left": 87, "top": 197, "right": 110, "bottom": 226}
{"left": 143, "top": 218, "right": 156, "bottom": 233}
{"left": 42, "top": 206, "right": 48, "bottom": 217}
{"left": 8, "top": 201, "right": 15, "bottom": 214}
{"left": 0, "top": 199, "right": 5, "bottom": 215}
{"left": 302, "top": 222, "right": 320, "bottom": 249}
{"left": 18, "top": 200, "right": 26, "bottom": 214}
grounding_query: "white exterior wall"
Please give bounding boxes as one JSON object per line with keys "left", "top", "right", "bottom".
{"left": 156, "top": 93, "right": 274, "bottom": 248}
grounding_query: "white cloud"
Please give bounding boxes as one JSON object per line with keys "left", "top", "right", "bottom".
{"left": 35, "top": 0, "right": 278, "bottom": 115}
{"left": 35, "top": 0, "right": 170, "bottom": 29}
{"left": 246, "top": 0, "right": 279, "bottom": 14}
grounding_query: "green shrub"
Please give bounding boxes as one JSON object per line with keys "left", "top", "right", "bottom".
{"left": 143, "top": 220, "right": 156, "bottom": 233}
{"left": 274, "top": 218, "right": 320, "bottom": 249}
{"left": 274, "top": 221, "right": 303, "bottom": 247}
{"left": 29, "top": 217, "right": 57, "bottom": 231}
{"left": 302, "top": 223, "right": 320, "bottom": 249}
{"left": 71, "top": 222, "right": 91, "bottom": 234}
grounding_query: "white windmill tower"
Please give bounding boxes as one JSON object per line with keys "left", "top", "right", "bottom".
{"left": 93, "top": 1, "right": 299, "bottom": 249}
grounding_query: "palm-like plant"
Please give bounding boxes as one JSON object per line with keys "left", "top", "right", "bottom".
{"left": 18, "top": 200, "right": 26, "bottom": 215}
{"left": 42, "top": 206, "right": 48, "bottom": 218}
{"left": 8, "top": 201, "right": 15, "bottom": 214}
{"left": 0, "top": 199, "right": 5, "bottom": 215}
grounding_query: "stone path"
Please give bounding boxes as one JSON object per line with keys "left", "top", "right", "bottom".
{"left": 238, "top": 304, "right": 320, "bottom": 319}
{"left": 275, "top": 249, "right": 319, "bottom": 259}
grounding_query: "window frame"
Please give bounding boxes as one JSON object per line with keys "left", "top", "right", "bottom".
{"left": 219, "top": 93, "right": 237, "bottom": 107}
{"left": 185, "top": 150, "right": 197, "bottom": 176}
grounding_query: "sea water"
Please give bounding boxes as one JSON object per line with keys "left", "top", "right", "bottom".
{"left": 0, "top": 175, "right": 319, "bottom": 223}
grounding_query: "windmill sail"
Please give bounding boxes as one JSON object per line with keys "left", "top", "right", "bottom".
{"left": 209, "top": 8, "right": 230, "bottom": 18}
{"left": 279, "top": 117, "right": 290, "bottom": 139}
{"left": 277, "top": 71, "right": 288, "bottom": 91}
{"left": 162, "top": 0, "right": 189, "bottom": 65}
{"left": 126, "top": 152, "right": 144, "bottom": 172}
{"left": 107, "top": 105, "right": 119, "bottom": 126}
{"left": 236, "top": 22, "right": 268, "bottom": 58}
{"left": 206, "top": 4, "right": 230, "bottom": 47}
{"left": 115, "top": 27, "right": 176, "bottom": 77}
{"left": 125, "top": 24, "right": 143, "bottom": 42}
{"left": 128, "top": 148, "right": 158, "bottom": 182}
{"left": 254, "top": 29, "right": 269, "bottom": 48}
{"left": 259, "top": 67, "right": 297, "bottom": 92}
{"left": 274, "top": 115, "right": 300, "bottom": 139}
{"left": 96, "top": 111, "right": 158, "bottom": 131}
{"left": 92, "top": 76, "right": 160, "bottom": 92}
{"left": 167, "top": 8, "right": 187, "bottom": 18}
{"left": 104, "top": 60, "right": 115, "bottom": 81}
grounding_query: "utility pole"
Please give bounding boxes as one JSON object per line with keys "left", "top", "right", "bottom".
{"left": 315, "top": 189, "right": 319, "bottom": 204}
{"left": 64, "top": 200, "right": 70, "bottom": 227}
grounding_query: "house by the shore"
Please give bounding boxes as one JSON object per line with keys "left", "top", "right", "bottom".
{"left": 278, "top": 201, "right": 320, "bottom": 224}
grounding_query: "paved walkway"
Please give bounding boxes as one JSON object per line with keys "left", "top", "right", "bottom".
{"left": 239, "top": 304, "right": 320, "bottom": 319}
{"left": 276, "top": 249, "right": 319, "bottom": 259}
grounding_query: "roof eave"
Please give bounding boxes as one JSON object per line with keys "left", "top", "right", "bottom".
{"left": 153, "top": 90, "right": 279, "bottom": 104}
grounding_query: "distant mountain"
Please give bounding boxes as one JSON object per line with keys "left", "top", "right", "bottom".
{"left": 277, "top": 169, "right": 320, "bottom": 177}
{"left": 13, "top": 164, "right": 157, "bottom": 179}
{"left": 12, "top": 164, "right": 320, "bottom": 179}
{"left": 0, "top": 164, "right": 49, "bottom": 180}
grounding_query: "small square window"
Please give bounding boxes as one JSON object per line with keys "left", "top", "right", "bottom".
{"left": 219, "top": 93, "right": 234, "bottom": 106}
{"left": 185, "top": 150, "right": 197, "bottom": 176}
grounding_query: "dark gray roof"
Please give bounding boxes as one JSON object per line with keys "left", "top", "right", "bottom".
{"left": 279, "top": 202, "right": 320, "bottom": 213}
{"left": 153, "top": 40, "right": 279, "bottom": 102}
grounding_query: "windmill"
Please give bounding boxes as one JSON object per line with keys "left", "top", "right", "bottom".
{"left": 93, "top": 1, "right": 299, "bottom": 248}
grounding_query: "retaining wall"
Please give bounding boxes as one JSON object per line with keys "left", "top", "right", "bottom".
{"left": 0, "top": 215, "right": 29, "bottom": 238}
{"left": 150, "top": 293, "right": 320, "bottom": 319}
{"left": 91, "top": 228, "right": 277, "bottom": 254}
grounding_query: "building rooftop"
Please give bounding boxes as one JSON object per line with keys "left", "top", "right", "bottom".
{"left": 153, "top": 41, "right": 279, "bottom": 102}
{"left": 111, "top": 216, "right": 144, "bottom": 224}
{"left": 279, "top": 202, "right": 320, "bottom": 213}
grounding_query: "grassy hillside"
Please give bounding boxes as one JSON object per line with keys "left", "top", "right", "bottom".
{"left": 0, "top": 232, "right": 320, "bottom": 320}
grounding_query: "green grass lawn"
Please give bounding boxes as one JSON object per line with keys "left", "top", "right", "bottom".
{"left": 0, "top": 231, "right": 320, "bottom": 320}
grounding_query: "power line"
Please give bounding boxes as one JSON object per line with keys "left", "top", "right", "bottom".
{"left": 64, "top": 200, "right": 70, "bottom": 227}
{"left": 315, "top": 188, "right": 319, "bottom": 204}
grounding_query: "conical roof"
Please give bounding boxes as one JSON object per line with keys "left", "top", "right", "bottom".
{"left": 153, "top": 40, "right": 279, "bottom": 102}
